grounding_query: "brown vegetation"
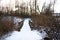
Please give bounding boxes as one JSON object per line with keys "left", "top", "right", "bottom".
{"left": 29, "top": 1, "right": 60, "bottom": 39}
{"left": 0, "top": 19, "right": 14, "bottom": 36}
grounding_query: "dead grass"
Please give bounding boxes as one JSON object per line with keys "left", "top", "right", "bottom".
{"left": 0, "top": 20, "right": 14, "bottom": 36}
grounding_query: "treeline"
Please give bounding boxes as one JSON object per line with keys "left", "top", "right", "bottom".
{"left": 0, "top": 0, "right": 55, "bottom": 16}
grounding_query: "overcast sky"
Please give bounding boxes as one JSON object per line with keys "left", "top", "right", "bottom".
{"left": 54, "top": 0, "right": 60, "bottom": 13}
{"left": 0, "top": 0, "right": 60, "bottom": 13}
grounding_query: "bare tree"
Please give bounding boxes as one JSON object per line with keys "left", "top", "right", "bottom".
{"left": 35, "top": 0, "right": 37, "bottom": 15}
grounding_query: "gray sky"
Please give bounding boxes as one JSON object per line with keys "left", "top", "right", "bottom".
{"left": 54, "top": 0, "right": 60, "bottom": 13}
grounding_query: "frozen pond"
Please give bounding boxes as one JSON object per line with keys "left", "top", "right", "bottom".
{"left": 0, "top": 16, "right": 47, "bottom": 40}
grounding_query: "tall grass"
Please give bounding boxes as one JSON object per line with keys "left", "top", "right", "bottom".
{"left": 30, "top": 2, "right": 60, "bottom": 39}
{"left": 0, "top": 19, "right": 14, "bottom": 36}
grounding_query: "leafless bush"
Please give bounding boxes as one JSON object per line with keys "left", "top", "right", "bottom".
{"left": 0, "top": 20, "right": 14, "bottom": 36}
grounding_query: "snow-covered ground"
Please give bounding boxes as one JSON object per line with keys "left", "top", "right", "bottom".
{"left": 1, "top": 18, "right": 47, "bottom": 40}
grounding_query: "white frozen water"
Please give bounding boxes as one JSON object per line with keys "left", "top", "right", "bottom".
{"left": 2, "top": 18, "right": 47, "bottom": 40}
{"left": 20, "top": 19, "right": 31, "bottom": 32}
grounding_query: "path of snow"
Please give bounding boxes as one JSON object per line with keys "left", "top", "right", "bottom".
{"left": 2, "top": 18, "right": 47, "bottom": 40}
